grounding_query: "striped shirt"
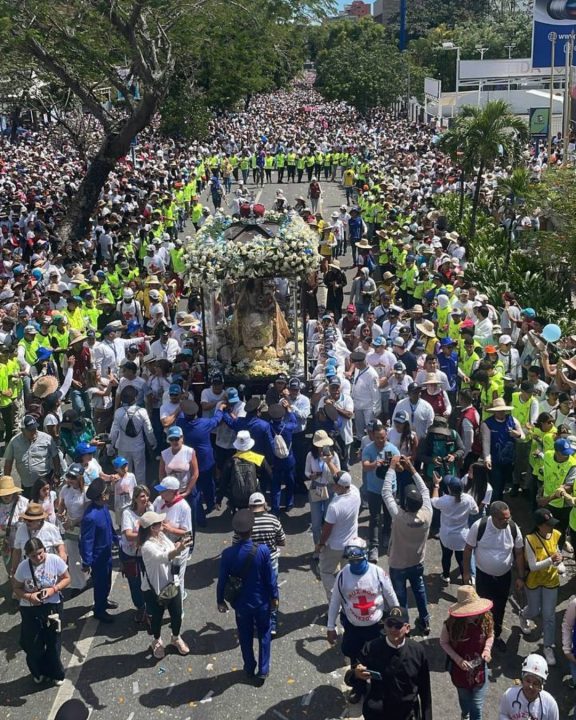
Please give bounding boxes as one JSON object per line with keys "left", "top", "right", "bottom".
{"left": 233, "top": 512, "right": 286, "bottom": 561}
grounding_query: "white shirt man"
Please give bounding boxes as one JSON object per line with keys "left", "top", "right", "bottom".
{"left": 497, "top": 336, "right": 522, "bottom": 381}
{"left": 350, "top": 357, "right": 380, "bottom": 440}
{"left": 392, "top": 388, "right": 435, "bottom": 440}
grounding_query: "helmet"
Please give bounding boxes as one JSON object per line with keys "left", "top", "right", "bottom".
{"left": 521, "top": 654, "right": 548, "bottom": 682}
{"left": 343, "top": 537, "right": 368, "bottom": 559}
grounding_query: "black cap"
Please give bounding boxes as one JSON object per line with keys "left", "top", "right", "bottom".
{"left": 407, "top": 382, "right": 421, "bottom": 392}
{"left": 404, "top": 484, "right": 423, "bottom": 510}
{"left": 533, "top": 508, "right": 560, "bottom": 527}
{"left": 385, "top": 606, "right": 410, "bottom": 624}
{"left": 350, "top": 351, "right": 366, "bottom": 362}
{"left": 21, "top": 415, "right": 38, "bottom": 429}
{"left": 275, "top": 373, "right": 288, "bottom": 383}
{"left": 232, "top": 508, "right": 254, "bottom": 534}
{"left": 66, "top": 462, "right": 84, "bottom": 478}
{"left": 86, "top": 478, "right": 106, "bottom": 501}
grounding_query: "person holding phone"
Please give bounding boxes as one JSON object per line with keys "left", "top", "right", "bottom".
{"left": 12, "top": 537, "right": 70, "bottom": 685}
{"left": 349, "top": 606, "right": 432, "bottom": 720}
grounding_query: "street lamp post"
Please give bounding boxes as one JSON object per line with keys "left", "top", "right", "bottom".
{"left": 548, "top": 31, "right": 557, "bottom": 157}
{"left": 504, "top": 43, "right": 516, "bottom": 99}
{"left": 441, "top": 42, "right": 461, "bottom": 117}
{"left": 475, "top": 46, "right": 489, "bottom": 107}
{"left": 562, "top": 32, "right": 575, "bottom": 163}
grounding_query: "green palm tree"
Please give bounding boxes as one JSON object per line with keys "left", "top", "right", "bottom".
{"left": 438, "top": 124, "right": 477, "bottom": 225}
{"left": 496, "top": 166, "right": 533, "bottom": 269}
{"left": 448, "top": 100, "right": 529, "bottom": 241}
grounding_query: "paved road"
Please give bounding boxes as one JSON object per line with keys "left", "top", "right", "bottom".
{"left": 0, "top": 176, "right": 574, "bottom": 720}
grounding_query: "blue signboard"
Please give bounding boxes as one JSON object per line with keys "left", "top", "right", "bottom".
{"left": 532, "top": 0, "right": 576, "bottom": 68}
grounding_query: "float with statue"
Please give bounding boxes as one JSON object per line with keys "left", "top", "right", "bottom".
{"left": 183, "top": 203, "right": 320, "bottom": 391}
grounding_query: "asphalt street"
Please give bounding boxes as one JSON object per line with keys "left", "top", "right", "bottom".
{"left": 0, "top": 176, "right": 574, "bottom": 720}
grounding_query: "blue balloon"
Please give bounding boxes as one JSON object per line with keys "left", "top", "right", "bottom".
{"left": 541, "top": 324, "right": 562, "bottom": 343}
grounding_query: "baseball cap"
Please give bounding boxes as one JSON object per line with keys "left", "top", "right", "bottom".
{"left": 407, "top": 382, "right": 421, "bottom": 392}
{"left": 392, "top": 337, "right": 405, "bottom": 347}
{"left": 288, "top": 377, "right": 301, "bottom": 389}
{"left": 384, "top": 606, "right": 410, "bottom": 624}
{"left": 440, "top": 337, "right": 455, "bottom": 347}
{"left": 139, "top": 511, "right": 166, "bottom": 529}
{"left": 499, "top": 334, "right": 512, "bottom": 344}
{"left": 533, "top": 508, "right": 560, "bottom": 527}
{"left": 154, "top": 476, "right": 180, "bottom": 492}
{"left": 248, "top": 492, "right": 266, "bottom": 506}
{"left": 394, "top": 410, "right": 409, "bottom": 423}
{"left": 112, "top": 456, "right": 129, "bottom": 468}
{"left": 21, "top": 415, "right": 38, "bottom": 430}
{"left": 328, "top": 376, "right": 342, "bottom": 386}
{"left": 372, "top": 336, "right": 384, "bottom": 347}
{"left": 521, "top": 308, "right": 536, "bottom": 318}
{"left": 554, "top": 437, "right": 576, "bottom": 456}
{"left": 65, "top": 463, "right": 84, "bottom": 478}
{"left": 169, "top": 383, "right": 182, "bottom": 395}
{"left": 167, "top": 426, "right": 183, "bottom": 439}
{"left": 75, "top": 441, "right": 97, "bottom": 455}
{"left": 393, "top": 362, "right": 406, "bottom": 373}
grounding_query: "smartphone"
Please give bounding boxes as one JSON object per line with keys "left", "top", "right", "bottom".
{"left": 367, "top": 669, "right": 382, "bottom": 681}
{"left": 384, "top": 451, "right": 393, "bottom": 463}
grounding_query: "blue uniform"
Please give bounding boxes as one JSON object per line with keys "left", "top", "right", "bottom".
{"left": 177, "top": 410, "right": 223, "bottom": 516}
{"left": 217, "top": 539, "right": 278, "bottom": 676}
{"left": 79, "top": 502, "right": 117, "bottom": 616}
{"left": 268, "top": 412, "right": 299, "bottom": 514}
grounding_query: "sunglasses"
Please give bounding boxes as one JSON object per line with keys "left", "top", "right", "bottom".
{"left": 384, "top": 619, "right": 405, "bottom": 630}
{"left": 169, "top": 437, "right": 181, "bottom": 442}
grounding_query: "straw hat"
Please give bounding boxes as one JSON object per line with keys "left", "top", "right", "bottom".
{"left": 68, "top": 329, "right": 87, "bottom": 346}
{"left": 20, "top": 502, "right": 48, "bottom": 522}
{"left": 448, "top": 586, "right": 493, "bottom": 618}
{"left": 32, "top": 375, "right": 59, "bottom": 398}
{"left": 421, "top": 372, "right": 441, "bottom": 385}
{"left": 0, "top": 475, "right": 22, "bottom": 497}
{"left": 486, "top": 398, "right": 514, "bottom": 413}
{"left": 381, "top": 271, "right": 395, "bottom": 282}
{"left": 312, "top": 429, "right": 334, "bottom": 448}
{"left": 416, "top": 319, "right": 436, "bottom": 337}
{"left": 177, "top": 314, "right": 196, "bottom": 329}
{"left": 355, "top": 239, "right": 373, "bottom": 249}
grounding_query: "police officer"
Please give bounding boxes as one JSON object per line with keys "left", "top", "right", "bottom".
{"left": 327, "top": 537, "right": 398, "bottom": 704}
{"left": 79, "top": 478, "right": 118, "bottom": 623}
{"left": 217, "top": 509, "right": 278, "bottom": 682}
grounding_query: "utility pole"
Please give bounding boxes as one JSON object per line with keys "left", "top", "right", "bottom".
{"left": 563, "top": 32, "right": 575, "bottom": 163}
{"left": 548, "top": 31, "right": 557, "bottom": 158}
{"left": 475, "top": 46, "right": 489, "bottom": 108}
{"left": 399, "top": 0, "right": 407, "bottom": 52}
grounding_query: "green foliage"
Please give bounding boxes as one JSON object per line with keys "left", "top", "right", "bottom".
{"left": 392, "top": 0, "right": 491, "bottom": 40}
{"left": 314, "top": 19, "right": 408, "bottom": 114}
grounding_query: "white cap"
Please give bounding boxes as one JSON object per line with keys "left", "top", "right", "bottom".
{"left": 139, "top": 511, "right": 166, "bottom": 528}
{"left": 155, "top": 476, "right": 179, "bottom": 492}
{"left": 248, "top": 492, "right": 266, "bottom": 506}
{"left": 499, "top": 334, "right": 512, "bottom": 345}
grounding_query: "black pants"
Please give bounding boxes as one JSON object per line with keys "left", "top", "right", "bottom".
{"left": 144, "top": 589, "right": 182, "bottom": 640}
{"left": 547, "top": 505, "right": 571, "bottom": 549}
{"left": 0, "top": 404, "right": 14, "bottom": 446}
{"left": 367, "top": 491, "right": 391, "bottom": 550}
{"left": 440, "top": 543, "right": 463, "bottom": 580}
{"left": 287, "top": 166, "right": 295, "bottom": 182}
{"left": 20, "top": 603, "right": 65, "bottom": 681}
{"left": 341, "top": 613, "right": 381, "bottom": 694}
{"left": 475, "top": 568, "right": 511, "bottom": 638}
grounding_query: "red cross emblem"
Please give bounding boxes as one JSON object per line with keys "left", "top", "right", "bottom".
{"left": 352, "top": 595, "right": 375, "bottom": 616}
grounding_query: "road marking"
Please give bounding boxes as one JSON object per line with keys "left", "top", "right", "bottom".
{"left": 255, "top": 188, "right": 263, "bottom": 204}
{"left": 46, "top": 571, "right": 120, "bottom": 720}
{"left": 132, "top": 681, "right": 139, "bottom": 695}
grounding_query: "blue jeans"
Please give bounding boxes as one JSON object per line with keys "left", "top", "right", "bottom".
{"left": 119, "top": 548, "right": 144, "bottom": 610}
{"left": 310, "top": 498, "right": 330, "bottom": 545}
{"left": 524, "top": 585, "right": 558, "bottom": 647}
{"left": 456, "top": 672, "right": 489, "bottom": 720}
{"left": 70, "top": 388, "right": 92, "bottom": 420}
{"left": 389, "top": 563, "right": 429, "bottom": 624}
{"left": 270, "top": 457, "right": 295, "bottom": 514}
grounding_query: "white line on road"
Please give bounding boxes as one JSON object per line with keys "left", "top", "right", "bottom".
{"left": 46, "top": 571, "right": 121, "bottom": 720}
{"left": 255, "top": 188, "right": 263, "bottom": 204}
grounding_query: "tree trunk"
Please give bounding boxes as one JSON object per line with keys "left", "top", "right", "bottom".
{"left": 244, "top": 93, "right": 252, "bottom": 112}
{"left": 469, "top": 161, "right": 484, "bottom": 241}
{"left": 9, "top": 106, "right": 21, "bottom": 144}
{"left": 57, "top": 92, "right": 161, "bottom": 243}
{"left": 458, "top": 169, "right": 465, "bottom": 223}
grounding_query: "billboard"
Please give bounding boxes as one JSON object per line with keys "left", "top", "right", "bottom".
{"left": 424, "top": 77, "right": 441, "bottom": 99}
{"left": 529, "top": 107, "right": 551, "bottom": 136}
{"left": 532, "top": 0, "right": 576, "bottom": 68}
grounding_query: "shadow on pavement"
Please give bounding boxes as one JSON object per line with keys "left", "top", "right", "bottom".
{"left": 138, "top": 668, "right": 253, "bottom": 708}
{"left": 256, "top": 683, "right": 347, "bottom": 720}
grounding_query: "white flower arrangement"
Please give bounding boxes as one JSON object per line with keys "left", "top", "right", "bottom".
{"left": 184, "top": 211, "right": 320, "bottom": 289}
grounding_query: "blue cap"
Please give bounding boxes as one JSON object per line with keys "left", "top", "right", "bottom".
{"left": 32, "top": 268, "right": 43, "bottom": 280}
{"left": 325, "top": 368, "right": 337, "bottom": 378}
{"left": 372, "top": 336, "right": 384, "bottom": 347}
{"left": 440, "top": 337, "right": 455, "bottom": 347}
{"left": 227, "top": 387, "right": 240, "bottom": 404}
{"left": 169, "top": 383, "right": 182, "bottom": 395}
{"left": 406, "top": 254, "right": 415, "bottom": 262}
{"left": 444, "top": 475, "right": 463, "bottom": 491}
{"left": 12, "top": 265, "right": 24, "bottom": 275}
{"left": 437, "top": 288, "right": 449, "bottom": 296}
{"left": 167, "top": 425, "right": 183, "bottom": 439}
{"left": 112, "top": 456, "right": 129, "bottom": 468}
{"left": 36, "top": 347, "right": 53, "bottom": 361}
{"left": 96, "top": 270, "right": 106, "bottom": 278}
{"left": 127, "top": 320, "right": 141, "bottom": 333}
{"left": 555, "top": 438, "right": 576, "bottom": 456}
{"left": 521, "top": 307, "right": 536, "bottom": 318}
{"left": 75, "top": 442, "right": 97, "bottom": 456}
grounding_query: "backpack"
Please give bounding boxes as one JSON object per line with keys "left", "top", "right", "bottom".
{"left": 229, "top": 457, "right": 260, "bottom": 509}
{"left": 272, "top": 424, "right": 290, "bottom": 459}
{"left": 477, "top": 516, "right": 518, "bottom": 544}
{"left": 123, "top": 407, "right": 139, "bottom": 438}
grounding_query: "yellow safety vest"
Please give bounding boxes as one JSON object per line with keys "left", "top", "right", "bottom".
{"left": 525, "top": 530, "right": 561, "bottom": 589}
{"left": 18, "top": 338, "right": 40, "bottom": 365}
{"left": 541, "top": 450, "right": 576, "bottom": 508}
{"left": 511, "top": 392, "right": 537, "bottom": 437}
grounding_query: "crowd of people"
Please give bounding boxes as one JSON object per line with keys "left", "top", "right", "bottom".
{"left": 0, "top": 76, "right": 574, "bottom": 720}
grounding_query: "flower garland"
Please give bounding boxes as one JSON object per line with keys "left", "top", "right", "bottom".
{"left": 184, "top": 210, "right": 320, "bottom": 289}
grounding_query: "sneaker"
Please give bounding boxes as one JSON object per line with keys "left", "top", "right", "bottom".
{"left": 151, "top": 638, "right": 165, "bottom": 659}
{"left": 53, "top": 679, "right": 65, "bottom": 686}
{"left": 368, "top": 547, "right": 379, "bottom": 564}
{"left": 519, "top": 610, "right": 534, "bottom": 635}
{"left": 461, "top": 714, "right": 470, "bottom": 720}
{"left": 442, "top": 575, "right": 450, "bottom": 586}
{"left": 544, "top": 646, "right": 556, "bottom": 666}
{"left": 564, "top": 541, "right": 574, "bottom": 554}
{"left": 170, "top": 635, "right": 189, "bottom": 655}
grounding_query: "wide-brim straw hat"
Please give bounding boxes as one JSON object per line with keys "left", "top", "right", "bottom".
{"left": 355, "top": 239, "right": 373, "bottom": 249}
{"left": 68, "top": 330, "right": 87, "bottom": 346}
{"left": 312, "top": 429, "right": 334, "bottom": 447}
{"left": 486, "top": 398, "right": 514, "bottom": 413}
{"left": 32, "top": 375, "right": 59, "bottom": 398}
{"left": 20, "top": 502, "right": 48, "bottom": 522}
{"left": 449, "top": 586, "right": 493, "bottom": 618}
{"left": 421, "top": 372, "right": 441, "bottom": 385}
{"left": 0, "top": 475, "right": 22, "bottom": 497}
{"left": 416, "top": 320, "right": 436, "bottom": 337}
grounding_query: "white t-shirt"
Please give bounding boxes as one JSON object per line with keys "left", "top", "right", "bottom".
{"left": 14, "top": 554, "right": 68, "bottom": 607}
{"left": 324, "top": 485, "right": 361, "bottom": 551}
{"left": 160, "top": 446, "right": 196, "bottom": 493}
{"left": 431, "top": 493, "right": 479, "bottom": 551}
{"left": 114, "top": 471, "right": 137, "bottom": 511}
{"left": 466, "top": 516, "right": 524, "bottom": 577}
{"left": 14, "top": 521, "right": 63, "bottom": 556}
{"left": 0, "top": 495, "right": 29, "bottom": 546}
{"left": 327, "top": 563, "right": 397, "bottom": 629}
{"left": 200, "top": 388, "right": 225, "bottom": 418}
{"left": 141, "top": 534, "right": 176, "bottom": 593}
{"left": 83, "top": 458, "right": 102, "bottom": 487}
{"left": 58, "top": 486, "right": 87, "bottom": 524}
{"left": 120, "top": 506, "right": 143, "bottom": 556}
{"left": 498, "top": 686, "right": 558, "bottom": 720}
{"left": 88, "top": 380, "right": 113, "bottom": 411}
{"left": 152, "top": 496, "right": 191, "bottom": 562}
